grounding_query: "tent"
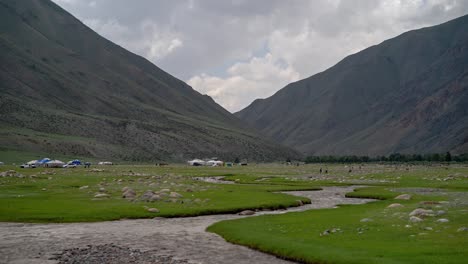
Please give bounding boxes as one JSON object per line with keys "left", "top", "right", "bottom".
{"left": 187, "top": 159, "right": 206, "bottom": 166}
{"left": 44, "top": 160, "right": 65, "bottom": 168}
{"left": 206, "top": 160, "right": 224, "bottom": 166}
{"left": 37, "top": 158, "right": 51, "bottom": 164}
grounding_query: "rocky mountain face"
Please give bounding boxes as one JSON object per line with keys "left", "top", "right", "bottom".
{"left": 0, "top": 0, "right": 299, "bottom": 161}
{"left": 236, "top": 14, "right": 468, "bottom": 156}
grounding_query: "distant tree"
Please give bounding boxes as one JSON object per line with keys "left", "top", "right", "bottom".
{"left": 445, "top": 152, "right": 452, "bottom": 162}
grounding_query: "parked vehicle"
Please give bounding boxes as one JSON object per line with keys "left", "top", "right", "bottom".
{"left": 20, "top": 164, "right": 36, "bottom": 168}
{"left": 63, "top": 163, "right": 77, "bottom": 168}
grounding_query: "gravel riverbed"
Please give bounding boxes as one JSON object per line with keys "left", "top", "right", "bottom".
{"left": 0, "top": 186, "right": 375, "bottom": 264}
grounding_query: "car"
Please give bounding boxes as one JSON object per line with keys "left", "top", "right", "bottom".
{"left": 63, "top": 164, "right": 77, "bottom": 168}
{"left": 20, "top": 164, "right": 36, "bottom": 168}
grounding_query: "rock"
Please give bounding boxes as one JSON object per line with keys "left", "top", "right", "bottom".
{"left": 409, "top": 208, "right": 434, "bottom": 217}
{"left": 94, "top": 193, "right": 110, "bottom": 198}
{"left": 424, "top": 227, "right": 433, "bottom": 231}
{"left": 238, "top": 210, "right": 255, "bottom": 216}
{"left": 99, "top": 187, "right": 106, "bottom": 193}
{"left": 436, "top": 210, "right": 446, "bottom": 216}
{"left": 395, "top": 194, "right": 411, "bottom": 200}
{"left": 436, "top": 218, "right": 449, "bottom": 223}
{"left": 160, "top": 189, "right": 170, "bottom": 192}
{"left": 121, "top": 186, "right": 130, "bottom": 192}
{"left": 405, "top": 225, "right": 412, "bottom": 228}
{"left": 42, "top": 188, "right": 47, "bottom": 191}
{"left": 457, "top": 227, "right": 468, "bottom": 232}
{"left": 320, "top": 229, "right": 330, "bottom": 236}
{"left": 122, "top": 189, "right": 136, "bottom": 199}
{"left": 387, "top": 203, "right": 404, "bottom": 208}
{"left": 0, "top": 170, "right": 22, "bottom": 178}
{"left": 149, "top": 194, "right": 161, "bottom": 202}
{"left": 360, "top": 218, "right": 373, "bottom": 223}
{"left": 186, "top": 188, "right": 193, "bottom": 192}
{"left": 139, "top": 190, "right": 155, "bottom": 201}
{"left": 169, "top": 192, "right": 183, "bottom": 198}
{"left": 409, "top": 208, "right": 433, "bottom": 217}
{"left": 409, "top": 216, "right": 423, "bottom": 223}
{"left": 147, "top": 208, "right": 159, "bottom": 213}
{"left": 296, "top": 200, "right": 304, "bottom": 206}
{"left": 79, "top": 185, "right": 89, "bottom": 190}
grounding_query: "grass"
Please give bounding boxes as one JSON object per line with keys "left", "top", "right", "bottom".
{"left": 207, "top": 166, "right": 468, "bottom": 264}
{"left": 1, "top": 163, "right": 467, "bottom": 263}
{"left": 0, "top": 165, "right": 317, "bottom": 222}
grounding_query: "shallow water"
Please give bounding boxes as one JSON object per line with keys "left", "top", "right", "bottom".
{"left": 0, "top": 186, "right": 375, "bottom": 264}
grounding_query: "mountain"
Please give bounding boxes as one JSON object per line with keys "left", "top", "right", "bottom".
{"left": 0, "top": 0, "right": 299, "bottom": 162}
{"left": 237, "top": 15, "right": 468, "bottom": 156}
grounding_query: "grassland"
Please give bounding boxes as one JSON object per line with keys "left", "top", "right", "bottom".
{"left": 1, "top": 162, "right": 467, "bottom": 263}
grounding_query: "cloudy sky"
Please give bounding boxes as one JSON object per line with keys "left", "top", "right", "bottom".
{"left": 52, "top": 0, "right": 468, "bottom": 112}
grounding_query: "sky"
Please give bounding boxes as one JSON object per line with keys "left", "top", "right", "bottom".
{"left": 52, "top": 0, "right": 468, "bottom": 113}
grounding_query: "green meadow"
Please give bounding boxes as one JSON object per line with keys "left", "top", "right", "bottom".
{"left": 1, "top": 162, "right": 467, "bottom": 263}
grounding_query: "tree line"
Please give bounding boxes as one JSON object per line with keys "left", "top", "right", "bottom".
{"left": 304, "top": 152, "right": 468, "bottom": 163}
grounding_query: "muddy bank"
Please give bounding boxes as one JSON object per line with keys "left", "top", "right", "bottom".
{"left": 0, "top": 186, "right": 375, "bottom": 264}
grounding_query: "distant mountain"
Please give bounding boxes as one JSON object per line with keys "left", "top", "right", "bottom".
{"left": 0, "top": 0, "right": 299, "bottom": 162}
{"left": 237, "top": 15, "right": 468, "bottom": 156}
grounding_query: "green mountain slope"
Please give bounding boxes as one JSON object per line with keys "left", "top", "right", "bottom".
{"left": 236, "top": 14, "right": 468, "bottom": 156}
{"left": 0, "top": 0, "right": 299, "bottom": 162}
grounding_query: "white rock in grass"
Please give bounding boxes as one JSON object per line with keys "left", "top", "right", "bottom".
{"left": 409, "top": 216, "right": 423, "bottom": 223}
{"left": 409, "top": 208, "right": 434, "bottom": 217}
{"left": 394, "top": 194, "right": 411, "bottom": 200}
{"left": 387, "top": 203, "right": 404, "bottom": 208}
{"left": 457, "top": 227, "right": 468, "bottom": 232}
{"left": 360, "top": 218, "right": 373, "bottom": 223}
{"left": 238, "top": 210, "right": 255, "bottom": 216}
{"left": 79, "top": 185, "right": 89, "bottom": 190}
{"left": 436, "top": 218, "right": 449, "bottom": 223}
{"left": 147, "top": 208, "right": 159, "bottom": 213}
{"left": 94, "top": 193, "right": 110, "bottom": 198}
{"left": 169, "top": 192, "right": 183, "bottom": 198}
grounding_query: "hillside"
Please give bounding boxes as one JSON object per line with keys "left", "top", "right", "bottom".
{"left": 237, "top": 14, "right": 468, "bottom": 156}
{"left": 0, "top": 0, "right": 299, "bottom": 162}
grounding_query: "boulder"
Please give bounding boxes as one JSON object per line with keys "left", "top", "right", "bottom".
{"left": 409, "top": 216, "right": 423, "bottom": 223}
{"left": 169, "top": 192, "right": 183, "bottom": 198}
{"left": 147, "top": 208, "right": 159, "bottom": 213}
{"left": 387, "top": 203, "right": 404, "bottom": 208}
{"left": 409, "top": 208, "right": 434, "bottom": 217}
{"left": 436, "top": 218, "right": 449, "bottom": 223}
{"left": 360, "top": 218, "right": 373, "bottom": 223}
{"left": 296, "top": 200, "right": 304, "bottom": 206}
{"left": 121, "top": 186, "right": 130, "bottom": 192}
{"left": 457, "top": 227, "right": 468, "bottom": 232}
{"left": 139, "top": 190, "right": 155, "bottom": 201}
{"left": 238, "top": 210, "right": 255, "bottom": 216}
{"left": 79, "top": 185, "right": 89, "bottom": 190}
{"left": 149, "top": 194, "right": 161, "bottom": 202}
{"left": 94, "top": 193, "right": 110, "bottom": 198}
{"left": 122, "top": 189, "right": 136, "bottom": 199}
{"left": 394, "top": 194, "right": 412, "bottom": 200}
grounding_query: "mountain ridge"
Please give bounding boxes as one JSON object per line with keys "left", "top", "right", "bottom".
{"left": 236, "top": 14, "right": 468, "bottom": 156}
{"left": 0, "top": 0, "right": 300, "bottom": 162}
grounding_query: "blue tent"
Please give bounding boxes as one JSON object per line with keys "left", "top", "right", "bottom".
{"left": 70, "top": 159, "right": 82, "bottom": 165}
{"left": 37, "top": 158, "right": 51, "bottom": 164}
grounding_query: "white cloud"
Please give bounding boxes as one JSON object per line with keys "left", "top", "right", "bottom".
{"left": 188, "top": 53, "right": 300, "bottom": 112}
